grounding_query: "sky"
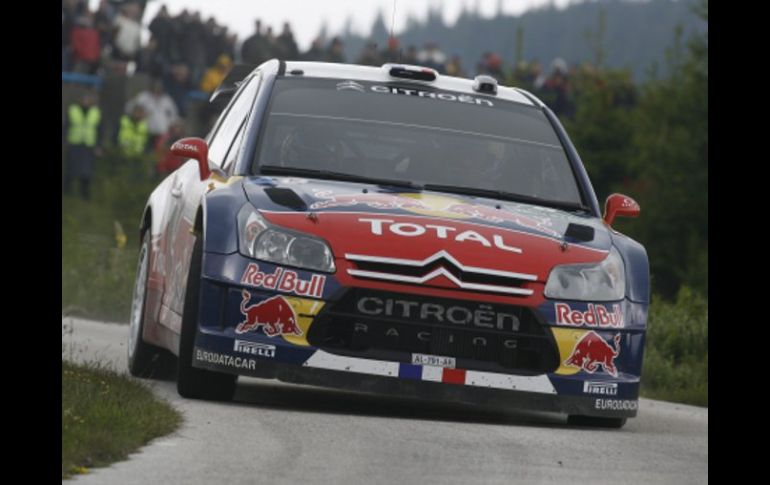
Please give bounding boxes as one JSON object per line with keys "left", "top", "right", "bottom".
{"left": 131, "top": 0, "right": 574, "bottom": 50}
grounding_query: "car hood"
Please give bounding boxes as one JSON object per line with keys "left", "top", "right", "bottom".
{"left": 243, "top": 176, "right": 612, "bottom": 283}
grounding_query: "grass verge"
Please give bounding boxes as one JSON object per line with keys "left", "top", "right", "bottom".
{"left": 62, "top": 360, "right": 182, "bottom": 479}
{"left": 640, "top": 286, "right": 708, "bottom": 407}
{"left": 62, "top": 154, "right": 156, "bottom": 321}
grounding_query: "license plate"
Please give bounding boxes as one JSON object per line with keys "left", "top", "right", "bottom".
{"left": 412, "top": 353, "right": 456, "bottom": 368}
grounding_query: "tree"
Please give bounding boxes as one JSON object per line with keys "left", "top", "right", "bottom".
{"left": 617, "top": 0, "right": 708, "bottom": 298}
{"left": 565, "top": 67, "right": 637, "bottom": 205}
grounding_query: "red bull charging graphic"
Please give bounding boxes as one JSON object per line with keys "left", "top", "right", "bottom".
{"left": 236, "top": 291, "right": 303, "bottom": 337}
{"left": 564, "top": 331, "right": 621, "bottom": 377}
{"left": 308, "top": 190, "right": 561, "bottom": 238}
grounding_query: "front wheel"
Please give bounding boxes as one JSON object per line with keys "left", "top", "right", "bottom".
{"left": 177, "top": 233, "right": 236, "bottom": 400}
{"left": 567, "top": 415, "right": 627, "bottom": 429}
{"left": 128, "top": 231, "right": 172, "bottom": 378}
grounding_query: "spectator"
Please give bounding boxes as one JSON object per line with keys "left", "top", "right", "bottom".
{"left": 486, "top": 53, "right": 505, "bottom": 82}
{"left": 445, "top": 54, "right": 466, "bottom": 77}
{"left": 118, "top": 105, "right": 149, "bottom": 158}
{"left": 381, "top": 37, "right": 400, "bottom": 63}
{"left": 540, "top": 58, "right": 573, "bottom": 117}
{"left": 302, "top": 36, "right": 325, "bottom": 61}
{"left": 357, "top": 42, "right": 382, "bottom": 66}
{"left": 417, "top": 42, "right": 447, "bottom": 73}
{"left": 155, "top": 119, "right": 187, "bottom": 176}
{"left": 225, "top": 33, "right": 238, "bottom": 61}
{"left": 126, "top": 79, "right": 180, "bottom": 149}
{"left": 402, "top": 45, "right": 418, "bottom": 65}
{"left": 241, "top": 20, "right": 268, "bottom": 65}
{"left": 264, "top": 26, "right": 277, "bottom": 58}
{"left": 200, "top": 54, "right": 233, "bottom": 93}
{"left": 149, "top": 5, "right": 174, "bottom": 64}
{"left": 62, "top": 0, "right": 82, "bottom": 71}
{"left": 167, "top": 9, "right": 190, "bottom": 64}
{"left": 94, "top": 0, "right": 116, "bottom": 58}
{"left": 325, "top": 37, "right": 346, "bottom": 63}
{"left": 276, "top": 22, "right": 299, "bottom": 60}
{"left": 182, "top": 11, "right": 207, "bottom": 83}
{"left": 137, "top": 37, "right": 165, "bottom": 79}
{"left": 112, "top": 2, "right": 142, "bottom": 64}
{"left": 511, "top": 60, "right": 541, "bottom": 91}
{"left": 477, "top": 52, "right": 504, "bottom": 82}
{"left": 70, "top": 10, "right": 101, "bottom": 74}
{"left": 203, "top": 16, "right": 222, "bottom": 67}
{"left": 64, "top": 90, "right": 102, "bottom": 200}
{"left": 164, "top": 63, "right": 193, "bottom": 117}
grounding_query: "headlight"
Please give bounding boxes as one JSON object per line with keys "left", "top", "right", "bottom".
{"left": 544, "top": 246, "right": 625, "bottom": 301}
{"left": 237, "top": 205, "right": 336, "bottom": 273}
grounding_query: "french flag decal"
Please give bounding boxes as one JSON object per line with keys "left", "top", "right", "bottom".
{"left": 397, "top": 363, "right": 466, "bottom": 384}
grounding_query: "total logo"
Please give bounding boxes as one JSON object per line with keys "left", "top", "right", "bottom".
{"left": 236, "top": 291, "right": 303, "bottom": 337}
{"left": 359, "top": 218, "right": 523, "bottom": 254}
{"left": 171, "top": 142, "right": 198, "bottom": 152}
{"left": 565, "top": 331, "right": 621, "bottom": 377}
{"left": 241, "top": 263, "right": 326, "bottom": 298}
{"left": 555, "top": 303, "right": 624, "bottom": 328}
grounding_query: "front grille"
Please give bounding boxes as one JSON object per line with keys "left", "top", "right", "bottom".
{"left": 308, "top": 289, "right": 559, "bottom": 375}
{"left": 345, "top": 251, "right": 536, "bottom": 296}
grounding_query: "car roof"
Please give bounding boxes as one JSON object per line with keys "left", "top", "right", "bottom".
{"left": 282, "top": 61, "right": 541, "bottom": 108}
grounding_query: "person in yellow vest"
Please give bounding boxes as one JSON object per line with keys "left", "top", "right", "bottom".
{"left": 118, "top": 105, "right": 149, "bottom": 157}
{"left": 199, "top": 54, "right": 233, "bottom": 93}
{"left": 64, "top": 90, "right": 102, "bottom": 200}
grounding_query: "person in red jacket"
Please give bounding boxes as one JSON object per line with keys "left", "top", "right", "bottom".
{"left": 70, "top": 11, "right": 101, "bottom": 74}
{"left": 155, "top": 119, "right": 187, "bottom": 177}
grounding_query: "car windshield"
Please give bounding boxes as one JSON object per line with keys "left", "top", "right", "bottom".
{"left": 254, "top": 77, "right": 583, "bottom": 206}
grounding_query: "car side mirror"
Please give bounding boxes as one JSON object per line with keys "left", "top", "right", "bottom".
{"left": 171, "top": 137, "right": 211, "bottom": 181}
{"left": 603, "top": 193, "right": 640, "bottom": 226}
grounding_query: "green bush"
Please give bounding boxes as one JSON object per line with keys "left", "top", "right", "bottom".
{"left": 641, "top": 287, "right": 708, "bottom": 406}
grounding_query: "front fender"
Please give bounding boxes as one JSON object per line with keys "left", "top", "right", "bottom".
{"left": 612, "top": 232, "right": 650, "bottom": 304}
{"left": 140, "top": 173, "right": 176, "bottom": 241}
{"left": 201, "top": 179, "right": 248, "bottom": 254}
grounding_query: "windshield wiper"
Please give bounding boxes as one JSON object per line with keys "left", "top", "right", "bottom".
{"left": 259, "top": 165, "right": 423, "bottom": 190}
{"left": 422, "top": 184, "right": 591, "bottom": 213}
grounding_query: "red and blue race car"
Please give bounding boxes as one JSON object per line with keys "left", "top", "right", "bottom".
{"left": 127, "top": 60, "right": 648, "bottom": 428}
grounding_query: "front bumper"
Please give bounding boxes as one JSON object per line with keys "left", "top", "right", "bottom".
{"left": 195, "top": 252, "right": 645, "bottom": 418}
{"left": 193, "top": 345, "right": 637, "bottom": 417}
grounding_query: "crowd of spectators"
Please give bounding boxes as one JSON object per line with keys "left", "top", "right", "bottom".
{"left": 63, "top": 1, "right": 633, "bottom": 200}
{"left": 63, "top": 0, "right": 595, "bottom": 119}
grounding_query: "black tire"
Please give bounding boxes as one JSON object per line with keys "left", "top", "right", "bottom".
{"left": 567, "top": 415, "right": 627, "bottom": 429}
{"left": 177, "top": 233, "right": 237, "bottom": 400}
{"left": 128, "top": 231, "right": 173, "bottom": 379}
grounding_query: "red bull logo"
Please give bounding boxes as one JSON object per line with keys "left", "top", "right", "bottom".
{"left": 236, "top": 291, "right": 303, "bottom": 337}
{"left": 241, "top": 263, "right": 326, "bottom": 298}
{"left": 555, "top": 303, "right": 624, "bottom": 328}
{"left": 309, "top": 191, "right": 560, "bottom": 238}
{"left": 565, "top": 331, "right": 621, "bottom": 377}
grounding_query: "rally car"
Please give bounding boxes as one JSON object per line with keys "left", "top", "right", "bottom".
{"left": 127, "top": 59, "right": 648, "bottom": 428}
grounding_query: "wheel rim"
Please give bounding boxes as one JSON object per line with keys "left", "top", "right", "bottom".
{"left": 128, "top": 241, "right": 148, "bottom": 362}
